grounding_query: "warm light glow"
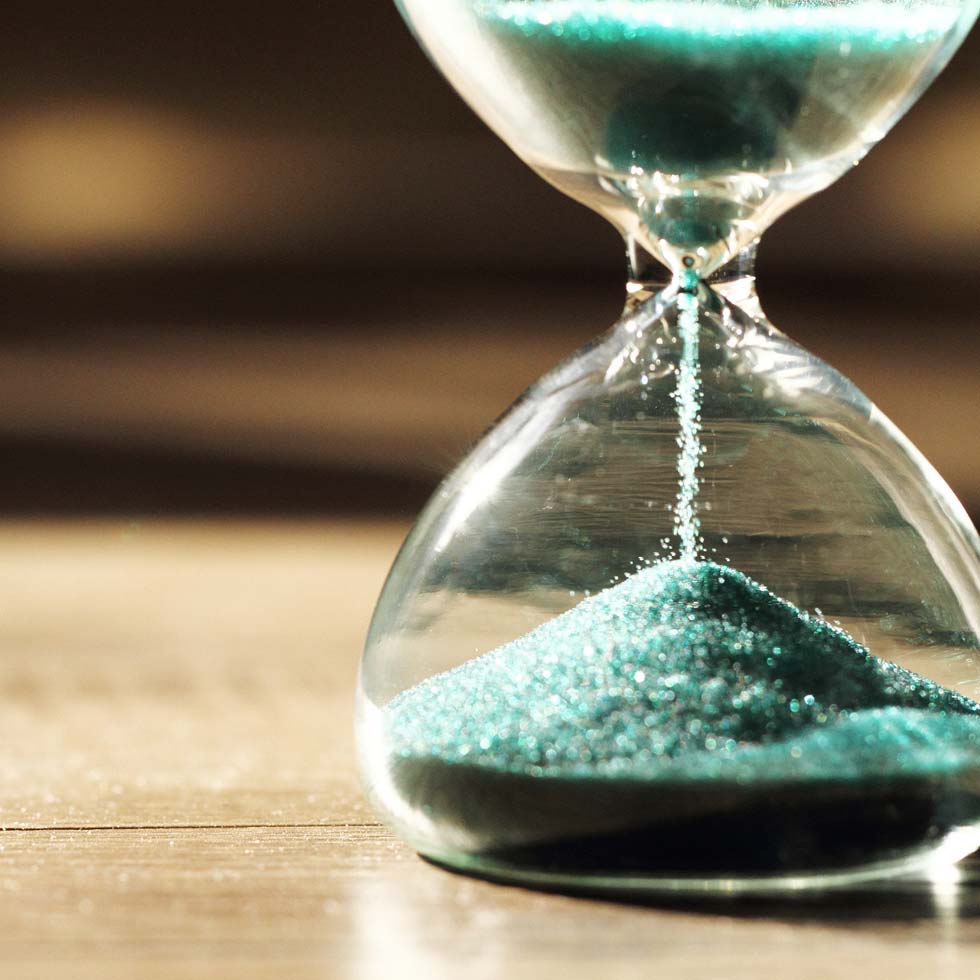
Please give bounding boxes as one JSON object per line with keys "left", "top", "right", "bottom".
{"left": 0, "top": 101, "right": 344, "bottom": 258}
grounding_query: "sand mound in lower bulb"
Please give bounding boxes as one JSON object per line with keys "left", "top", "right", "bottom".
{"left": 384, "top": 561, "right": 980, "bottom": 877}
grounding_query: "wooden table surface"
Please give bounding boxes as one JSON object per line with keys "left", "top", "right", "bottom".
{"left": 4, "top": 519, "right": 980, "bottom": 979}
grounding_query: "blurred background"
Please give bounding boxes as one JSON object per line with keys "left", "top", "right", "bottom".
{"left": 1, "top": 0, "right": 977, "bottom": 522}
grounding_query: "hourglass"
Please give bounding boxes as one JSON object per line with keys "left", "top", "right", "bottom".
{"left": 357, "top": 0, "right": 980, "bottom": 892}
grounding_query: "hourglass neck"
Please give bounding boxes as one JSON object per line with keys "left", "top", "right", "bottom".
{"left": 625, "top": 240, "right": 762, "bottom": 319}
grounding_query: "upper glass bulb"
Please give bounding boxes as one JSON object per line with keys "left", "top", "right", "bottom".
{"left": 397, "top": 0, "right": 979, "bottom": 272}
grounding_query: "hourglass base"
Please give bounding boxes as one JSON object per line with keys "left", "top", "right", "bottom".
{"left": 420, "top": 819, "right": 980, "bottom": 896}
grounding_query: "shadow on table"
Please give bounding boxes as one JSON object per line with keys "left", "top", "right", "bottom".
{"left": 429, "top": 851, "right": 980, "bottom": 924}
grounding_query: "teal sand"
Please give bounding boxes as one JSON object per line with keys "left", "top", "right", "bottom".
{"left": 384, "top": 561, "right": 980, "bottom": 878}
{"left": 476, "top": 0, "right": 957, "bottom": 177}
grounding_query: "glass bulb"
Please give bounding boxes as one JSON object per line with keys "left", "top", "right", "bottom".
{"left": 358, "top": 272, "right": 980, "bottom": 891}
{"left": 397, "top": 0, "right": 979, "bottom": 271}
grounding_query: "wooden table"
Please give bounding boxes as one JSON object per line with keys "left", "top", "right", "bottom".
{"left": 3, "top": 519, "right": 980, "bottom": 979}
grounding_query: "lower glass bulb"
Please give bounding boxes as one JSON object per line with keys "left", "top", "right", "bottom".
{"left": 356, "top": 276, "right": 980, "bottom": 892}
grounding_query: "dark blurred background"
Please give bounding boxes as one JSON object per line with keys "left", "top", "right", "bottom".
{"left": 1, "top": 1, "right": 977, "bottom": 520}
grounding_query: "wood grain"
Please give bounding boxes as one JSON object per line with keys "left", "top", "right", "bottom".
{"left": 3, "top": 519, "right": 980, "bottom": 979}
